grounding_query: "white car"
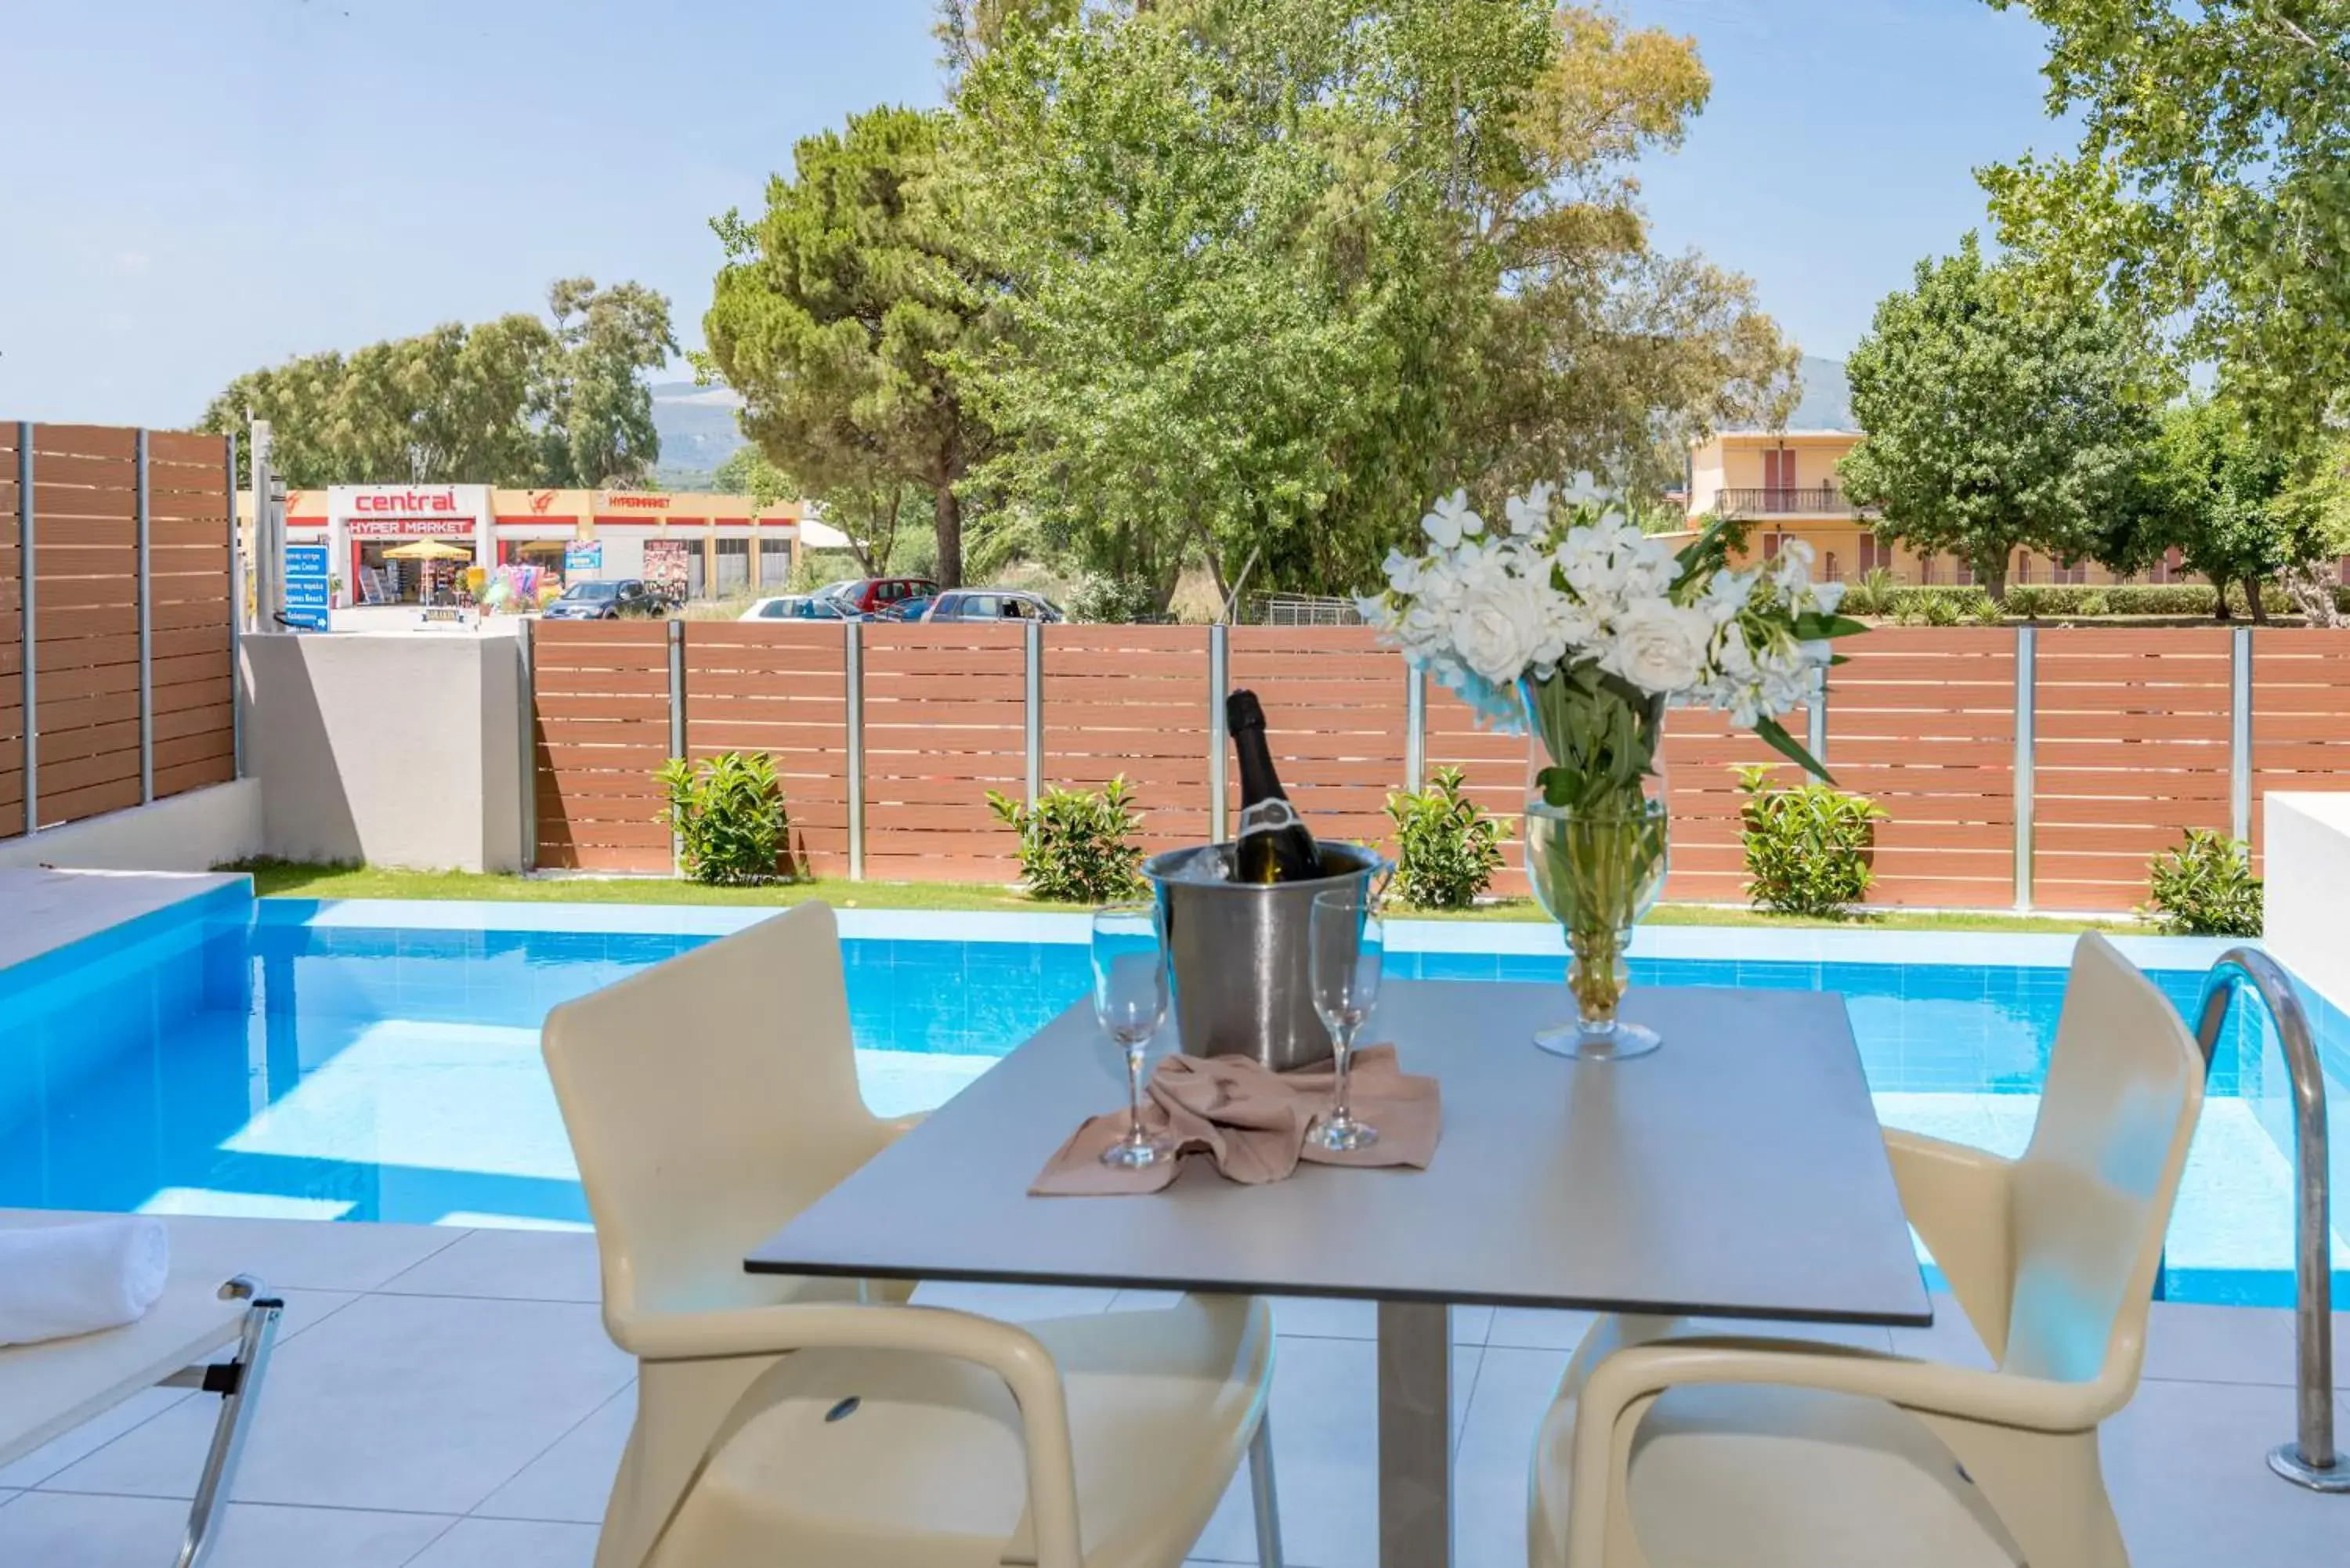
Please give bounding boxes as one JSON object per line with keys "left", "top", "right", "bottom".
{"left": 737, "top": 596, "right": 805, "bottom": 621}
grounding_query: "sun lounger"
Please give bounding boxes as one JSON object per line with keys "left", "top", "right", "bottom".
{"left": 0, "top": 1250, "right": 282, "bottom": 1568}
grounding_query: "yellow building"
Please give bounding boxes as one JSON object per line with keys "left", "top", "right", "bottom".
{"left": 1681, "top": 428, "right": 2164, "bottom": 587}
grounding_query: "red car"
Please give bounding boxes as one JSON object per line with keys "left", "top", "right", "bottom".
{"left": 815, "top": 576, "right": 938, "bottom": 616}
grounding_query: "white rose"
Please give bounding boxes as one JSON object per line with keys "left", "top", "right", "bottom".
{"left": 1452, "top": 594, "right": 1542, "bottom": 686}
{"left": 1601, "top": 599, "right": 1712, "bottom": 695}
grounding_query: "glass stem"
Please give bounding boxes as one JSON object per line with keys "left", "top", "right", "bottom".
{"left": 1330, "top": 1025, "right": 1355, "bottom": 1127}
{"left": 1125, "top": 1043, "right": 1148, "bottom": 1145}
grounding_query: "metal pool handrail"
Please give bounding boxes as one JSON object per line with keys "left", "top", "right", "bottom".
{"left": 2193, "top": 948, "right": 2347, "bottom": 1492}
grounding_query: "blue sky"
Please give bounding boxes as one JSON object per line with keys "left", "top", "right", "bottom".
{"left": 0, "top": 0, "right": 2063, "bottom": 427}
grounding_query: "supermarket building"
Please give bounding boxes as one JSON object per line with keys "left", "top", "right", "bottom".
{"left": 238, "top": 484, "right": 813, "bottom": 605}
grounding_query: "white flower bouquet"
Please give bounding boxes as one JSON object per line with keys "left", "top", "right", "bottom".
{"left": 1361, "top": 485, "right": 1867, "bottom": 1057}
{"left": 1360, "top": 485, "right": 1862, "bottom": 811}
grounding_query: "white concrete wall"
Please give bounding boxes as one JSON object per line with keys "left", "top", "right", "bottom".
{"left": 241, "top": 634, "right": 526, "bottom": 873}
{"left": 2262, "top": 793, "right": 2350, "bottom": 1016}
{"left": 0, "top": 780, "right": 263, "bottom": 873}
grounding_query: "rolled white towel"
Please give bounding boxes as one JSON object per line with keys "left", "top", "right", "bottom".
{"left": 0, "top": 1219, "right": 172, "bottom": 1346}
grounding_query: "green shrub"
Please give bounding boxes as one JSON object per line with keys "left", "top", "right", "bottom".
{"left": 657, "top": 751, "right": 790, "bottom": 885}
{"left": 1884, "top": 583, "right": 2236, "bottom": 619}
{"left": 988, "top": 778, "right": 1148, "bottom": 902}
{"left": 1921, "top": 592, "right": 1961, "bottom": 627}
{"left": 1063, "top": 573, "right": 1163, "bottom": 623}
{"left": 1843, "top": 566, "right": 1899, "bottom": 616}
{"left": 2144, "top": 829, "right": 2263, "bottom": 936}
{"left": 1734, "top": 764, "right": 1886, "bottom": 918}
{"left": 1965, "top": 591, "right": 2004, "bottom": 624}
{"left": 2072, "top": 590, "right": 2111, "bottom": 617}
{"left": 1383, "top": 766, "right": 1509, "bottom": 909}
{"left": 1892, "top": 598, "right": 1923, "bottom": 627}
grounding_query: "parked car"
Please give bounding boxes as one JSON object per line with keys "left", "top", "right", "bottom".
{"left": 816, "top": 576, "right": 938, "bottom": 616}
{"left": 877, "top": 595, "right": 934, "bottom": 622}
{"left": 739, "top": 595, "right": 807, "bottom": 621}
{"left": 542, "top": 580, "right": 663, "bottom": 620}
{"left": 922, "top": 589, "right": 1065, "bottom": 623}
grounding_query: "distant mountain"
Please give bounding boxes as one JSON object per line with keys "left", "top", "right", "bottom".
{"left": 650, "top": 380, "right": 747, "bottom": 488}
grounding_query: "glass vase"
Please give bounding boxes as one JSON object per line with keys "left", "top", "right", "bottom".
{"left": 1524, "top": 794, "right": 1669, "bottom": 1058}
{"left": 1519, "top": 670, "right": 1672, "bottom": 1061}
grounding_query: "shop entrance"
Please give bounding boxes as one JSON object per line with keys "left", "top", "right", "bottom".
{"left": 352, "top": 540, "right": 476, "bottom": 605}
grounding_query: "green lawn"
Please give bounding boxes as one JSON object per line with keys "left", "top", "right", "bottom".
{"left": 220, "top": 858, "right": 2131, "bottom": 934}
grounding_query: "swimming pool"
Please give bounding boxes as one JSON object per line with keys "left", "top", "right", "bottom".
{"left": 1, "top": 893, "right": 2343, "bottom": 1306}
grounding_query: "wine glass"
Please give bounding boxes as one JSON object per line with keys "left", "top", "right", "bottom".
{"left": 1307, "top": 887, "right": 1383, "bottom": 1153}
{"left": 1091, "top": 904, "right": 1172, "bottom": 1169}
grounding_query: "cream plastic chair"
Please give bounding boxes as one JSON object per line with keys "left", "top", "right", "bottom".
{"left": 1527, "top": 930, "right": 2206, "bottom": 1568}
{"left": 541, "top": 901, "right": 1282, "bottom": 1568}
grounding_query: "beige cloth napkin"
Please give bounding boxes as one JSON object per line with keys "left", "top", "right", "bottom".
{"left": 1029, "top": 1046, "right": 1441, "bottom": 1196}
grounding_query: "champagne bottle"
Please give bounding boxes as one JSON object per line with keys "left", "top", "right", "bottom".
{"left": 1226, "top": 689, "right": 1321, "bottom": 882}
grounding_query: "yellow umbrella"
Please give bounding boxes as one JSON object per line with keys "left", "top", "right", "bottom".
{"left": 380, "top": 538, "right": 474, "bottom": 608}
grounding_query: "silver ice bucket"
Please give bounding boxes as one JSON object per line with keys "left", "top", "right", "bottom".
{"left": 1144, "top": 841, "right": 1387, "bottom": 1073}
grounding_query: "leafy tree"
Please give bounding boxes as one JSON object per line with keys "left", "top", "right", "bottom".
{"left": 700, "top": 107, "right": 996, "bottom": 588}
{"left": 1837, "top": 235, "right": 2164, "bottom": 601}
{"left": 201, "top": 281, "right": 674, "bottom": 488}
{"left": 1982, "top": 0, "right": 2350, "bottom": 434}
{"left": 710, "top": 446, "right": 795, "bottom": 507}
{"left": 952, "top": 0, "right": 1795, "bottom": 603}
{"left": 206, "top": 317, "right": 553, "bottom": 487}
{"left": 536, "top": 279, "right": 678, "bottom": 489}
{"left": 2118, "top": 395, "right": 2337, "bottom": 623}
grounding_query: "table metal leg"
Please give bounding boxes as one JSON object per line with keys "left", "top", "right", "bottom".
{"left": 1377, "top": 1300, "right": 1450, "bottom": 1568}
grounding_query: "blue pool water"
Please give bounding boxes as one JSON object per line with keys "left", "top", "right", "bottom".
{"left": 2, "top": 895, "right": 2344, "bottom": 1306}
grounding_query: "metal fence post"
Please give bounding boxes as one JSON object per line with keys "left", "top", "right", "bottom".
{"left": 17, "top": 422, "right": 35, "bottom": 836}
{"left": 844, "top": 618, "right": 866, "bottom": 880}
{"left": 1806, "top": 664, "right": 1828, "bottom": 766}
{"left": 2013, "top": 625, "right": 2037, "bottom": 912}
{"left": 667, "top": 620, "right": 686, "bottom": 876}
{"left": 1403, "top": 664, "right": 1426, "bottom": 794}
{"left": 226, "top": 432, "right": 245, "bottom": 776}
{"left": 136, "top": 428, "right": 154, "bottom": 804}
{"left": 2231, "top": 626, "right": 2254, "bottom": 845}
{"left": 517, "top": 618, "right": 537, "bottom": 873}
{"left": 1024, "top": 618, "right": 1043, "bottom": 807}
{"left": 1208, "top": 623, "right": 1231, "bottom": 841}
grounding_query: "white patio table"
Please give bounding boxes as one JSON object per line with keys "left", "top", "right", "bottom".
{"left": 747, "top": 979, "right": 1930, "bottom": 1568}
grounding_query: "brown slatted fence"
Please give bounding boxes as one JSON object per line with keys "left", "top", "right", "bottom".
{"left": 682, "top": 621, "right": 851, "bottom": 877}
{"left": 516, "top": 619, "right": 2350, "bottom": 912}
{"left": 1225, "top": 627, "right": 1408, "bottom": 858}
{"left": 1828, "top": 628, "right": 2016, "bottom": 908}
{"left": 145, "top": 430, "right": 237, "bottom": 799}
{"left": 2250, "top": 630, "right": 2350, "bottom": 864}
{"left": 1042, "top": 624, "right": 1211, "bottom": 858}
{"left": 27, "top": 425, "right": 144, "bottom": 826}
{"left": 2031, "top": 628, "right": 2232, "bottom": 911}
{"left": 531, "top": 620, "right": 674, "bottom": 871}
{"left": 862, "top": 622, "right": 1026, "bottom": 881}
{"left": 1657, "top": 706, "right": 1789, "bottom": 903}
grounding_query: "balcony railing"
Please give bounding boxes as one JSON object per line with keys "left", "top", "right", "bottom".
{"left": 1716, "top": 486, "right": 1871, "bottom": 518}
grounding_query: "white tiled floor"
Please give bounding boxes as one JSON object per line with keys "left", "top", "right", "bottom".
{"left": 2, "top": 1218, "right": 2344, "bottom": 1568}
